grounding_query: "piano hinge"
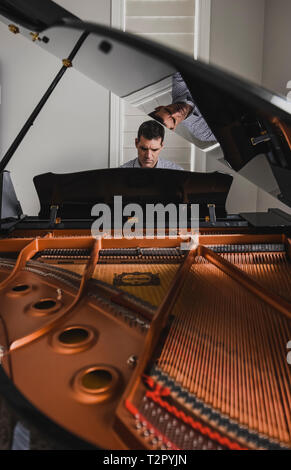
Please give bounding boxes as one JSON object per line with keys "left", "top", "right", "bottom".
{"left": 30, "top": 32, "right": 39, "bottom": 42}
{"left": 62, "top": 59, "right": 73, "bottom": 68}
{"left": 29, "top": 32, "right": 50, "bottom": 44}
{"left": 207, "top": 204, "right": 217, "bottom": 224}
{"left": 8, "top": 24, "right": 19, "bottom": 35}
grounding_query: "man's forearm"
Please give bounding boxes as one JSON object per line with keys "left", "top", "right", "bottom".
{"left": 172, "top": 72, "right": 194, "bottom": 108}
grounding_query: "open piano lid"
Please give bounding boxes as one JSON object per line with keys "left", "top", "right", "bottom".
{"left": 0, "top": 0, "right": 291, "bottom": 209}
{"left": 0, "top": 0, "right": 77, "bottom": 31}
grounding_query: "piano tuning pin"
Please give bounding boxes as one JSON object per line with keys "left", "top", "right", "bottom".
{"left": 192, "top": 439, "right": 198, "bottom": 449}
{"left": 197, "top": 435, "right": 204, "bottom": 444}
{"left": 207, "top": 441, "right": 215, "bottom": 449}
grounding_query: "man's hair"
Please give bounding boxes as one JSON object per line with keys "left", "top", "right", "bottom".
{"left": 148, "top": 111, "right": 165, "bottom": 127}
{"left": 137, "top": 120, "right": 165, "bottom": 143}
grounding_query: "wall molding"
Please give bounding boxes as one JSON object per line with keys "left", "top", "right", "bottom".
{"left": 194, "top": 0, "right": 212, "bottom": 62}
{"left": 126, "top": 77, "right": 172, "bottom": 106}
{"left": 192, "top": 0, "right": 212, "bottom": 171}
{"left": 109, "top": 0, "right": 125, "bottom": 167}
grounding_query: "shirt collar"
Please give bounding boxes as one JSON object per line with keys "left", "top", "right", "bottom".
{"left": 135, "top": 158, "right": 161, "bottom": 168}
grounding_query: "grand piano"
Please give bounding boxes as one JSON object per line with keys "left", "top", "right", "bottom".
{"left": 0, "top": 0, "right": 290, "bottom": 451}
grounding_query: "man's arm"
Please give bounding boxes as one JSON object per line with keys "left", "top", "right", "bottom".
{"left": 172, "top": 72, "right": 194, "bottom": 109}
{"left": 172, "top": 72, "right": 217, "bottom": 142}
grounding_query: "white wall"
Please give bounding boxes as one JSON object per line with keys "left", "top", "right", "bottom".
{"left": 0, "top": 0, "right": 111, "bottom": 215}
{"left": 262, "top": 0, "right": 291, "bottom": 96}
{"left": 209, "top": 0, "right": 265, "bottom": 85}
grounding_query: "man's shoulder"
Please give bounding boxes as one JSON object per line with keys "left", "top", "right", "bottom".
{"left": 158, "top": 158, "right": 184, "bottom": 171}
{"left": 119, "top": 158, "right": 136, "bottom": 168}
{"left": 119, "top": 157, "right": 184, "bottom": 170}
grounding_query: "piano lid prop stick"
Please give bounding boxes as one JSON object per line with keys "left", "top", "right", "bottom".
{"left": 0, "top": 32, "right": 89, "bottom": 173}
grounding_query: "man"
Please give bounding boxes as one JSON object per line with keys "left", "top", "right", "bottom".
{"left": 149, "top": 72, "right": 216, "bottom": 144}
{"left": 120, "top": 120, "right": 184, "bottom": 170}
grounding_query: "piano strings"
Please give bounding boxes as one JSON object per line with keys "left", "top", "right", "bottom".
{"left": 157, "top": 251, "right": 291, "bottom": 445}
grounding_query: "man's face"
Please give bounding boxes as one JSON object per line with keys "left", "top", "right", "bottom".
{"left": 135, "top": 135, "right": 164, "bottom": 168}
{"left": 153, "top": 103, "right": 191, "bottom": 130}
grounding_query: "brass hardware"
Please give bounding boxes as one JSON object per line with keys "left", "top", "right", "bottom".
{"left": 114, "top": 272, "right": 160, "bottom": 286}
{"left": 30, "top": 32, "right": 39, "bottom": 42}
{"left": 8, "top": 24, "right": 19, "bottom": 34}
{"left": 28, "top": 32, "right": 50, "bottom": 43}
{"left": 62, "top": 59, "right": 72, "bottom": 68}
